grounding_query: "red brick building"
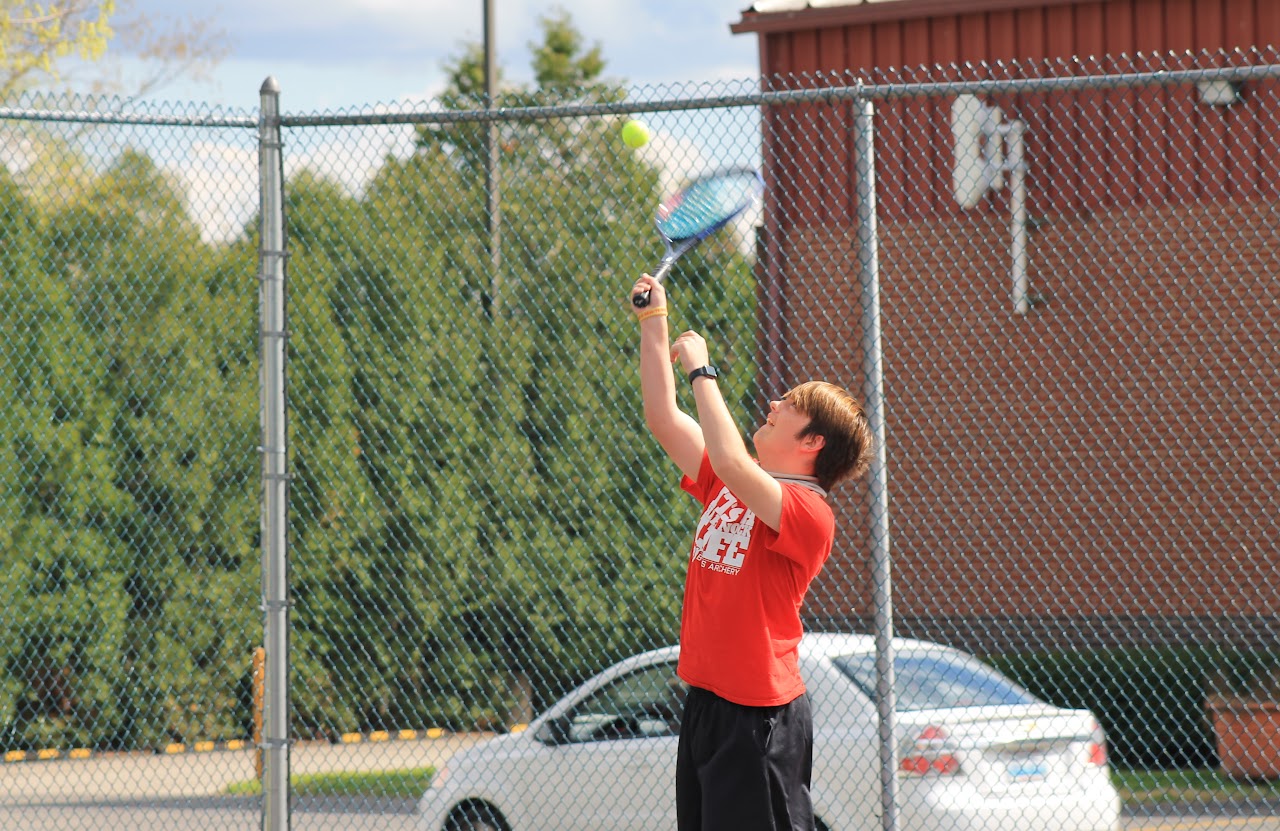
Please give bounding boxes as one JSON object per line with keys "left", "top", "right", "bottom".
{"left": 730, "top": 0, "right": 1278, "bottom": 652}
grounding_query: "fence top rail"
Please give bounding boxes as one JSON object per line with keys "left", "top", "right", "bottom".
{"left": 275, "top": 63, "right": 1280, "bottom": 129}
{"left": 0, "top": 62, "right": 1275, "bottom": 129}
{"left": 0, "top": 105, "right": 256, "bottom": 128}
{"left": 0, "top": 106, "right": 257, "bottom": 128}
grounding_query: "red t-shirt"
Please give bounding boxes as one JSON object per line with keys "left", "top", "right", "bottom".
{"left": 676, "top": 453, "right": 835, "bottom": 707}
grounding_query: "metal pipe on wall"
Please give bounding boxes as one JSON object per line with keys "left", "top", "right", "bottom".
{"left": 1007, "top": 120, "right": 1030, "bottom": 315}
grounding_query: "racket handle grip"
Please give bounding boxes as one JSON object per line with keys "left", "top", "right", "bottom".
{"left": 634, "top": 260, "right": 673, "bottom": 307}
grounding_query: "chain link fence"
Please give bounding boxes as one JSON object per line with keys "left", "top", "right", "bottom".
{"left": 0, "top": 48, "right": 1276, "bottom": 830}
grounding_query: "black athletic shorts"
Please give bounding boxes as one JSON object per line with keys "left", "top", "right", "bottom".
{"left": 675, "top": 686, "right": 815, "bottom": 831}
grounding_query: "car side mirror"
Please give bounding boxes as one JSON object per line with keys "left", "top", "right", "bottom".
{"left": 535, "top": 715, "right": 573, "bottom": 746}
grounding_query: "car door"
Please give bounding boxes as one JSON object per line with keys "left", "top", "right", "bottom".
{"left": 532, "top": 661, "right": 687, "bottom": 830}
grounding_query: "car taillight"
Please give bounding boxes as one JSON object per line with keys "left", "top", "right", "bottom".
{"left": 900, "top": 726, "right": 961, "bottom": 777}
{"left": 900, "top": 753, "right": 961, "bottom": 775}
{"left": 1087, "top": 721, "right": 1108, "bottom": 767}
{"left": 917, "top": 725, "right": 948, "bottom": 742}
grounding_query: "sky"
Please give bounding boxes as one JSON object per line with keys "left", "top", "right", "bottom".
{"left": 68, "top": 0, "right": 769, "bottom": 243}
{"left": 123, "top": 0, "right": 763, "bottom": 112}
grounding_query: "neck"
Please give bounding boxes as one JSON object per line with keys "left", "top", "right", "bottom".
{"left": 763, "top": 468, "right": 826, "bottom": 497}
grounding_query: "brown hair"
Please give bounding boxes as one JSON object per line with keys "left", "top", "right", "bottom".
{"left": 785, "top": 381, "right": 875, "bottom": 491}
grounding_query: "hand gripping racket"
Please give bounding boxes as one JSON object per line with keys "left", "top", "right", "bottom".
{"left": 631, "top": 167, "right": 764, "bottom": 308}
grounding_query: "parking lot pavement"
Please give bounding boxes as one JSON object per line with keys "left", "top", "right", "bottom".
{"left": 0, "top": 732, "right": 492, "bottom": 806}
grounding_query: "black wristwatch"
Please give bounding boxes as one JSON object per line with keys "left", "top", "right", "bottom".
{"left": 688, "top": 365, "right": 720, "bottom": 384}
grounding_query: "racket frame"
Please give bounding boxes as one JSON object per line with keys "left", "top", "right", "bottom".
{"left": 633, "top": 166, "right": 763, "bottom": 308}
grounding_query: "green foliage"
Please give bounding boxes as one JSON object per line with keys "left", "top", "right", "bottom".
{"left": 0, "top": 1, "right": 227, "bottom": 100}
{"left": 530, "top": 8, "right": 609, "bottom": 96}
{"left": 0, "top": 11, "right": 759, "bottom": 747}
{"left": 0, "top": 0, "right": 116, "bottom": 97}
{"left": 280, "top": 16, "right": 758, "bottom": 733}
{"left": 417, "top": 8, "right": 623, "bottom": 178}
{"left": 226, "top": 766, "right": 436, "bottom": 798}
{"left": 1112, "top": 767, "right": 1280, "bottom": 806}
{"left": 988, "top": 646, "right": 1278, "bottom": 770}
{"left": 0, "top": 144, "right": 258, "bottom": 751}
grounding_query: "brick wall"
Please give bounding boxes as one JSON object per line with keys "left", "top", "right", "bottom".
{"left": 772, "top": 200, "right": 1278, "bottom": 636}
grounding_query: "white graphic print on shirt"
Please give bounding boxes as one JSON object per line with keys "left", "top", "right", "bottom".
{"left": 691, "top": 487, "right": 756, "bottom": 575}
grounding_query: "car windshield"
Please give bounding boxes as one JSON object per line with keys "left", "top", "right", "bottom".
{"left": 832, "top": 649, "right": 1041, "bottom": 710}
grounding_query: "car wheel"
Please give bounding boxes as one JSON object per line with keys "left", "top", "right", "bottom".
{"left": 446, "top": 804, "right": 507, "bottom": 831}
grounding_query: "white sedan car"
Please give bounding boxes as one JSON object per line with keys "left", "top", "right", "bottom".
{"left": 417, "top": 633, "right": 1121, "bottom": 831}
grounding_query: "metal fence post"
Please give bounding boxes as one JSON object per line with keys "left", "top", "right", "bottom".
{"left": 854, "top": 93, "right": 898, "bottom": 831}
{"left": 258, "top": 75, "right": 291, "bottom": 831}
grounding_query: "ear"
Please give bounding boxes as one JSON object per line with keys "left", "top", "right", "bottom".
{"left": 800, "top": 433, "right": 825, "bottom": 454}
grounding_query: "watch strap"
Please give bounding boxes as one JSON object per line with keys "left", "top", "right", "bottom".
{"left": 687, "top": 365, "right": 720, "bottom": 384}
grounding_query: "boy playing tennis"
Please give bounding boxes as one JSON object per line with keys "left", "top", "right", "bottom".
{"left": 631, "top": 273, "right": 874, "bottom": 831}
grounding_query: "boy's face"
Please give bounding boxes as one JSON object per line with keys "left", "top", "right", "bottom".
{"left": 752, "top": 397, "right": 818, "bottom": 462}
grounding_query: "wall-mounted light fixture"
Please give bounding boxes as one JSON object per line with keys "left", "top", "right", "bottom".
{"left": 950, "top": 96, "right": 1033, "bottom": 315}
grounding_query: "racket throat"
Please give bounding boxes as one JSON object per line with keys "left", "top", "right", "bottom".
{"left": 651, "top": 256, "right": 677, "bottom": 284}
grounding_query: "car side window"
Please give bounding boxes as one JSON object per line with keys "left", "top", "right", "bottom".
{"left": 564, "top": 662, "right": 688, "bottom": 743}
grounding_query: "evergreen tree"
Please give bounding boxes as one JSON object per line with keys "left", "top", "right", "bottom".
{"left": 0, "top": 11, "right": 762, "bottom": 745}
{"left": 283, "top": 10, "right": 764, "bottom": 726}
{"left": 0, "top": 148, "right": 258, "bottom": 749}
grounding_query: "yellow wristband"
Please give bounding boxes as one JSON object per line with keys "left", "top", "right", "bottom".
{"left": 637, "top": 307, "right": 668, "bottom": 322}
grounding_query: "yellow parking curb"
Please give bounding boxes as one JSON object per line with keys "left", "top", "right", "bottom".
{"left": 2, "top": 724, "right": 465, "bottom": 764}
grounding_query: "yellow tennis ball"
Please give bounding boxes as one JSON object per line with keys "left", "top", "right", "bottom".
{"left": 621, "top": 119, "right": 651, "bottom": 149}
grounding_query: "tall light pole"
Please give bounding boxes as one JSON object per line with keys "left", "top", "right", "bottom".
{"left": 484, "top": 0, "right": 501, "bottom": 316}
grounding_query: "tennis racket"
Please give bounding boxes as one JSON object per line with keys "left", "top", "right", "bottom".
{"left": 631, "top": 167, "right": 764, "bottom": 308}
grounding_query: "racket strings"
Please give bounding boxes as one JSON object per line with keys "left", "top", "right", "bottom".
{"left": 657, "top": 171, "right": 762, "bottom": 241}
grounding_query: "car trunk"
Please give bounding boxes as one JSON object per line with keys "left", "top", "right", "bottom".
{"left": 896, "top": 705, "right": 1102, "bottom": 798}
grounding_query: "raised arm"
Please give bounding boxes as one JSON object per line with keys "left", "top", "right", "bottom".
{"left": 670, "top": 330, "right": 785, "bottom": 530}
{"left": 632, "top": 275, "right": 704, "bottom": 480}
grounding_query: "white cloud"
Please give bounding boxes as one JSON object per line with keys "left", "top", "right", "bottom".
{"left": 286, "top": 122, "right": 419, "bottom": 199}
{"left": 128, "top": 0, "right": 764, "bottom": 242}
{"left": 171, "top": 115, "right": 421, "bottom": 244}
{"left": 185, "top": 0, "right": 474, "bottom": 37}
{"left": 132, "top": 0, "right": 758, "bottom": 96}
{"left": 174, "top": 141, "right": 258, "bottom": 243}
